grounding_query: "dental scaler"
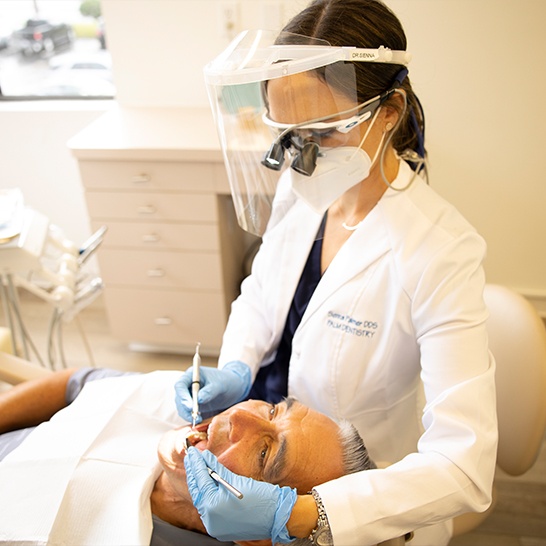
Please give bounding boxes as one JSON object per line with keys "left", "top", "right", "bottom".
{"left": 186, "top": 342, "right": 244, "bottom": 499}
{"left": 191, "top": 342, "right": 201, "bottom": 427}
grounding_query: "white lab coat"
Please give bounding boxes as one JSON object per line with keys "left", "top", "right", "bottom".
{"left": 219, "top": 161, "right": 498, "bottom": 545}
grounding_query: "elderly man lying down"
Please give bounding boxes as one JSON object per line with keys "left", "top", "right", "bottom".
{"left": 0, "top": 367, "right": 375, "bottom": 546}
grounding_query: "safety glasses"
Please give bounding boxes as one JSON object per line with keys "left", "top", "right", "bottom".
{"left": 261, "top": 92, "right": 386, "bottom": 174}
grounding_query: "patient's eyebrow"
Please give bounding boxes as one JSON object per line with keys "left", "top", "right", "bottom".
{"left": 263, "top": 397, "right": 296, "bottom": 484}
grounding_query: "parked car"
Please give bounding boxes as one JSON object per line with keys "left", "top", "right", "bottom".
{"left": 12, "top": 19, "right": 73, "bottom": 57}
{"left": 49, "top": 51, "right": 112, "bottom": 77}
{"left": 33, "top": 73, "right": 115, "bottom": 97}
{"left": 33, "top": 51, "right": 115, "bottom": 97}
{"left": 96, "top": 18, "right": 106, "bottom": 49}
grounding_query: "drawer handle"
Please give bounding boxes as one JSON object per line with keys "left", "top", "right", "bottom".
{"left": 142, "top": 233, "right": 160, "bottom": 243}
{"left": 137, "top": 205, "right": 157, "bottom": 215}
{"left": 154, "top": 317, "right": 172, "bottom": 326}
{"left": 132, "top": 173, "right": 151, "bottom": 184}
{"left": 147, "top": 268, "right": 165, "bottom": 277}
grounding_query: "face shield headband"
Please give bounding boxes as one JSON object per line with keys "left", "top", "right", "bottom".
{"left": 203, "top": 30, "right": 412, "bottom": 236}
{"left": 204, "top": 30, "right": 411, "bottom": 86}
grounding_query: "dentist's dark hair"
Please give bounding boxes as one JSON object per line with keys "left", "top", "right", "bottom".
{"left": 279, "top": 0, "right": 426, "bottom": 163}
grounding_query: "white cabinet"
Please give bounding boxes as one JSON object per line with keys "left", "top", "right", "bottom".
{"left": 69, "top": 107, "right": 247, "bottom": 355}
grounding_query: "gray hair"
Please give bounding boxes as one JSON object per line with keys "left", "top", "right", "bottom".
{"left": 337, "top": 418, "right": 377, "bottom": 474}
{"left": 286, "top": 419, "right": 375, "bottom": 546}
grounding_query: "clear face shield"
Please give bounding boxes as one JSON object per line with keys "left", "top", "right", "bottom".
{"left": 204, "top": 30, "right": 411, "bottom": 236}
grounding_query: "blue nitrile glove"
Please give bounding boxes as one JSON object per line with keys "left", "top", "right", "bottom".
{"left": 174, "top": 361, "right": 252, "bottom": 423}
{"left": 184, "top": 447, "right": 297, "bottom": 544}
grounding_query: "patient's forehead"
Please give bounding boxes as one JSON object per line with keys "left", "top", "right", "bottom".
{"left": 275, "top": 400, "right": 345, "bottom": 491}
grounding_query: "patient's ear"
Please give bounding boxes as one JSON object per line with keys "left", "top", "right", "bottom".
{"left": 235, "top": 539, "right": 272, "bottom": 546}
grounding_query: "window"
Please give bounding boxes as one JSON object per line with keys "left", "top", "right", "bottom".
{"left": 0, "top": 0, "right": 115, "bottom": 99}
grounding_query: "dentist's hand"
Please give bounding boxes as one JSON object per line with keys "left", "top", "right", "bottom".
{"left": 184, "top": 448, "right": 297, "bottom": 544}
{"left": 174, "top": 360, "right": 252, "bottom": 423}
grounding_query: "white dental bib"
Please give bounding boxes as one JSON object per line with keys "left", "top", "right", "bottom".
{"left": 0, "top": 371, "right": 184, "bottom": 546}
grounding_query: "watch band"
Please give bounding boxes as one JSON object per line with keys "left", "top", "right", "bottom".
{"left": 308, "top": 489, "right": 333, "bottom": 546}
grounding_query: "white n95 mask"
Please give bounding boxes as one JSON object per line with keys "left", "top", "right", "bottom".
{"left": 288, "top": 146, "right": 372, "bottom": 215}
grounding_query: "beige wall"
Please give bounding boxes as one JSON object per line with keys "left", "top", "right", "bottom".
{"left": 387, "top": 0, "right": 546, "bottom": 313}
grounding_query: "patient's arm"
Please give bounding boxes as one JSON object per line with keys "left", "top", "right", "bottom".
{"left": 0, "top": 368, "right": 76, "bottom": 434}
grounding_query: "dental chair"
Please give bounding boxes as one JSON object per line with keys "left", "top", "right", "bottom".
{"left": 451, "top": 283, "right": 546, "bottom": 537}
{"left": 2, "top": 284, "right": 545, "bottom": 545}
{"left": 0, "top": 348, "right": 53, "bottom": 384}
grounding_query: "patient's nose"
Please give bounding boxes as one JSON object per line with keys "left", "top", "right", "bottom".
{"left": 229, "top": 408, "right": 270, "bottom": 442}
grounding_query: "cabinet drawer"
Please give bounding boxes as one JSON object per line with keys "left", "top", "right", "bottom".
{"left": 91, "top": 220, "right": 219, "bottom": 251}
{"left": 86, "top": 192, "right": 218, "bottom": 222}
{"left": 103, "top": 287, "right": 226, "bottom": 351}
{"left": 98, "top": 248, "right": 223, "bottom": 290}
{"left": 79, "top": 160, "right": 216, "bottom": 192}
{"left": 213, "top": 164, "right": 230, "bottom": 194}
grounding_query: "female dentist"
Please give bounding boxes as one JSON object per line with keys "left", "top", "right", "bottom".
{"left": 176, "top": 1, "right": 498, "bottom": 545}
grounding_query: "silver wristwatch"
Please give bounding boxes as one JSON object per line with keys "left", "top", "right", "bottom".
{"left": 308, "top": 489, "right": 333, "bottom": 546}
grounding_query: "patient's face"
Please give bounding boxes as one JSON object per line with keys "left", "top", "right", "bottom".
{"left": 158, "top": 398, "right": 345, "bottom": 494}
